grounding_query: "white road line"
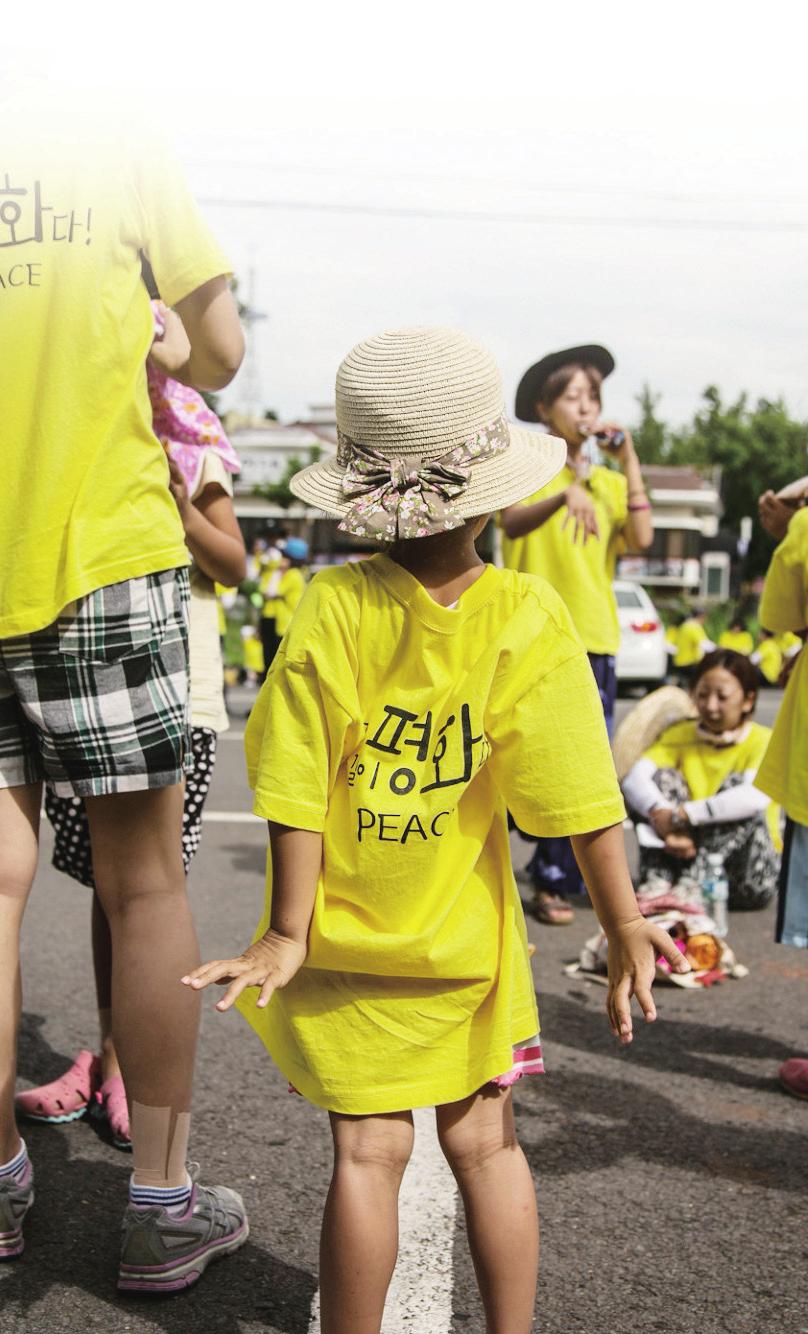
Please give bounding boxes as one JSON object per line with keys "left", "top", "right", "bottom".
{"left": 307, "top": 1106, "right": 457, "bottom": 1332}
{"left": 201, "top": 811, "right": 263, "bottom": 823}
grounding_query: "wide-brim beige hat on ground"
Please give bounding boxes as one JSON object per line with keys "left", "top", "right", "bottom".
{"left": 290, "top": 326, "right": 566, "bottom": 541}
{"left": 612, "top": 685, "right": 697, "bottom": 782}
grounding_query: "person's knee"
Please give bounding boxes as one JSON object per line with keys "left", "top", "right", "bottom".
{"left": 94, "top": 857, "right": 188, "bottom": 922}
{"left": 438, "top": 1104, "right": 517, "bottom": 1178}
{"left": 333, "top": 1116, "right": 414, "bottom": 1182}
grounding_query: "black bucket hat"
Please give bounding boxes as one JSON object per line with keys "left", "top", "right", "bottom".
{"left": 515, "top": 344, "right": 615, "bottom": 423}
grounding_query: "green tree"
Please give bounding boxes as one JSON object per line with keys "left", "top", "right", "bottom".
{"left": 632, "top": 384, "right": 669, "bottom": 463}
{"left": 667, "top": 387, "right": 807, "bottom": 579}
{"left": 253, "top": 446, "right": 323, "bottom": 509}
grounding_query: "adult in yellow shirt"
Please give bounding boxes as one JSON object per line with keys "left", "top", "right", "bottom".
{"left": 0, "top": 101, "right": 247, "bottom": 1286}
{"left": 500, "top": 345, "right": 653, "bottom": 923}
{"left": 718, "top": 618, "right": 754, "bottom": 656}
{"left": 755, "top": 505, "right": 808, "bottom": 1101}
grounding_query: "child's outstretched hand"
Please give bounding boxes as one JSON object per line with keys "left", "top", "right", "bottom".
{"left": 605, "top": 915, "right": 690, "bottom": 1045}
{"left": 180, "top": 930, "right": 307, "bottom": 1012}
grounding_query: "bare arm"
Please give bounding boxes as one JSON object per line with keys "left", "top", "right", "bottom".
{"left": 172, "top": 276, "right": 245, "bottom": 391}
{"left": 182, "top": 484, "right": 247, "bottom": 586}
{"left": 617, "top": 436, "right": 653, "bottom": 552}
{"left": 500, "top": 491, "right": 569, "bottom": 540}
{"left": 571, "top": 824, "right": 689, "bottom": 1041}
{"left": 168, "top": 461, "right": 247, "bottom": 585}
{"left": 181, "top": 823, "right": 323, "bottom": 1010}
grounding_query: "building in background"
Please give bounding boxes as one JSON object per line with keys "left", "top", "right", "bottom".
{"left": 617, "top": 464, "right": 729, "bottom": 601}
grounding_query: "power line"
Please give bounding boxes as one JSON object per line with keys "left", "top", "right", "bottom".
{"left": 188, "top": 158, "right": 808, "bottom": 209}
{"left": 198, "top": 195, "right": 806, "bottom": 232}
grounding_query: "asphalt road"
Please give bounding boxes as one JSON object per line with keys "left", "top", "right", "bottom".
{"left": 4, "top": 687, "right": 807, "bottom": 1333}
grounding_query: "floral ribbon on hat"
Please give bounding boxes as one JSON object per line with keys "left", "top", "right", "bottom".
{"left": 337, "top": 417, "right": 510, "bottom": 540}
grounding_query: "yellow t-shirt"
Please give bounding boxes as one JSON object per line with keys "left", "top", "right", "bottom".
{"left": 757, "top": 639, "right": 783, "bottom": 685}
{"left": 1, "top": 123, "right": 231, "bottom": 636}
{"left": 674, "top": 619, "right": 707, "bottom": 668}
{"left": 238, "top": 555, "right": 625, "bottom": 1114}
{"left": 264, "top": 567, "right": 307, "bottom": 635}
{"left": 774, "top": 630, "right": 802, "bottom": 657}
{"left": 756, "top": 510, "right": 808, "bottom": 823}
{"left": 500, "top": 464, "right": 628, "bottom": 655}
{"left": 645, "top": 719, "right": 773, "bottom": 802}
{"left": 718, "top": 630, "right": 754, "bottom": 656}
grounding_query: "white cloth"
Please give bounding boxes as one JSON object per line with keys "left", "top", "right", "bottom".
{"left": 622, "top": 756, "right": 769, "bottom": 827}
{"left": 188, "top": 452, "right": 231, "bottom": 733}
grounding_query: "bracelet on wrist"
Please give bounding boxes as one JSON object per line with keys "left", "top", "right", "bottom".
{"left": 628, "top": 501, "right": 651, "bottom": 512}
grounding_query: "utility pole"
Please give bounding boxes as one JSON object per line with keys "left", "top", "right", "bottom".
{"left": 239, "top": 265, "right": 267, "bottom": 422}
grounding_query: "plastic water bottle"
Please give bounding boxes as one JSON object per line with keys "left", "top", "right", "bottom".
{"left": 703, "top": 852, "right": 729, "bottom": 938}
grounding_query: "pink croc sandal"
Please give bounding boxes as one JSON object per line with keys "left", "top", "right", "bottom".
{"left": 92, "top": 1076, "right": 131, "bottom": 1150}
{"left": 15, "top": 1050, "right": 101, "bottom": 1124}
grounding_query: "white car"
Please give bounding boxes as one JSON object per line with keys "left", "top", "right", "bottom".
{"left": 614, "top": 580, "right": 668, "bottom": 686}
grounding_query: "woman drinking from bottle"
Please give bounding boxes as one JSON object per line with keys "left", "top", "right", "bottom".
{"left": 500, "top": 344, "right": 653, "bottom": 924}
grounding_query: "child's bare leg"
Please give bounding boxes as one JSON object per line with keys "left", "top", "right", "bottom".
{"left": 319, "top": 1109, "right": 414, "bottom": 1334}
{"left": 0, "top": 784, "right": 40, "bottom": 1162}
{"left": 436, "top": 1086, "right": 538, "bottom": 1334}
{"left": 90, "top": 890, "right": 121, "bottom": 1081}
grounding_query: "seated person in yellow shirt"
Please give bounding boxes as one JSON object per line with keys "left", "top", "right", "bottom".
{"left": 718, "top": 617, "right": 754, "bottom": 656}
{"left": 622, "top": 649, "right": 778, "bottom": 914}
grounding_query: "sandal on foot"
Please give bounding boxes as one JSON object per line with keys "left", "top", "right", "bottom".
{"left": 779, "top": 1058, "right": 808, "bottom": 1101}
{"left": 92, "top": 1075, "right": 132, "bottom": 1150}
{"left": 15, "top": 1050, "right": 101, "bottom": 1124}
{"left": 533, "top": 891, "right": 575, "bottom": 926}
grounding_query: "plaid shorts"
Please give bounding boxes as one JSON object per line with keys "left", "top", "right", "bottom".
{"left": 0, "top": 568, "right": 191, "bottom": 798}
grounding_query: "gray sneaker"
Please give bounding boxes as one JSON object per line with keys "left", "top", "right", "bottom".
{"left": 117, "top": 1174, "right": 248, "bottom": 1294}
{"left": 0, "top": 1157, "right": 34, "bottom": 1260}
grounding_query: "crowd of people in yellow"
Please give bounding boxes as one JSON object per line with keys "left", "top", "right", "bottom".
{"left": 2, "top": 96, "right": 806, "bottom": 1333}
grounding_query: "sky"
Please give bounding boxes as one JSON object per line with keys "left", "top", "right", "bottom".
{"left": 6, "top": 3, "right": 808, "bottom": 433}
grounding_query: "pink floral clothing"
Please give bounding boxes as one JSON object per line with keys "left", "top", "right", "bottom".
{"left": 148, "top": 303, "right": 241, "bottom": 496}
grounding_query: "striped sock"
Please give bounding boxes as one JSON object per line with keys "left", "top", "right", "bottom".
{"left": 129, "top": 1173, "right": 192, "bottom": 1216}
{"left": 0, "top": 1141, "right": 29, "bottom": 1184}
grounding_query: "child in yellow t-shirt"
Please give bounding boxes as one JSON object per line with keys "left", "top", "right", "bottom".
{"left": 718, "top": 618, "right": 754, "bottom": 656}
{"left": 183, "top": 328, "right": 688, "bottom": 1331}
{"left": 259, "top": 537, "right": 309, "bottom": 677}
{"left": 752, "top": 629, "right": 784, "bottom": 686}
{"left": 499, "top": 344, "right": 653, "bottom": 923}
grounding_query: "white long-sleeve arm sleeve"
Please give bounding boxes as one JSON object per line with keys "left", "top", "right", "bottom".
{"left": 683, "top": 774, "right": 770, "bottom": 826}
{"left": 621, "top": 757, "right": 673, "bottom": 819}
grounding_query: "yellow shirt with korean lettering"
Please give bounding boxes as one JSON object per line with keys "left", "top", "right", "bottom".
{"left": 500, "top": 464, "right": 628, "bottom": 655}
{"left": 239, "top": 555, "right": 625, "bottom": 1114}
{"left": 755, "top": 510, "right": 808, "bottom": 824}
{"left": 1, "top": 115, "right": 231, "bottom": 636}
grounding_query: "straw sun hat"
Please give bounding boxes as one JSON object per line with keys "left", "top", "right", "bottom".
{"left": 290, "top": 327, "right": 566, "bottom": 541}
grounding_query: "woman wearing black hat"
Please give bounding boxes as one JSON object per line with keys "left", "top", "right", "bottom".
{"left": 501, "top": 346, "right": 653, "bottom": 924}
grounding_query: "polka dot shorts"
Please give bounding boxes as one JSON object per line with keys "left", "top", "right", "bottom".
{"left": 44, "top": 727, "right": 218, "bottom": 888}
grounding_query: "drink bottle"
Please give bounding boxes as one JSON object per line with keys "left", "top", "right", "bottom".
{"left": 703, "top": 852, "right": 729, "bottom": 938}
